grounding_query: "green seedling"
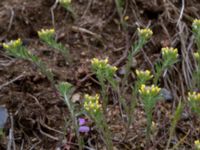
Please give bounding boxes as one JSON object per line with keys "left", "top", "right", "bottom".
{"left": 57, "top": 82, "right": 83, "bottom": 150}
{"left": 154, "top": 47, "right": 178, "bottom": 84}
{"left": 3, "top": 39, "right": 54, "bottom": 85}
{"left": 59, "top": 0, "right": 76, "bottom": 19}
{"left": 91, "top": 58, "right": 117, "bottom": 111}
{"left": 139, "top": 84, "right": 161, "bottom": 145}
{"left": 83, "top": 94, "right": 113, "bottom": 150}
{"left": 38, "top": 28, "right": 69, "bottom": 62}
{"left": 188, "top": 91, "right": 200, "bottom": 116}
{"left": 166, "top": 101, "right": 183, "bottom": 150}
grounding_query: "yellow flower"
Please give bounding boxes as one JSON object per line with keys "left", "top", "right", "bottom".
{"left": 192, "top": 19, "right": 200, "bottom": 30}
{"left": 59, "top": 0, "right": 71, "bottom": 6}
{"left": 3, "top": 38, "right": 22, "bottom": 50}
{"left": 139, "top": 84, "right": 161, "bottom": 97}
{"left": 136, "top": 69, "right": 153, "bottom": 81}
{"left": 194, "top": 52, "right": 200, "bottom": 60}
{"left": 137, "top": 28, "right": 153, "bottom": 40}
{"left": 91, "top": 58, "right": 117, "bottom": 74}
{"left": 161, "top": 47, "right": 178, "bottom": 60}
{"left": 38, "top": 28, "right": 55, "bottom": 39}
{"left": 195, "top": 140, "right": 200, "bottom": 150}
{"left": 188, "top": 92, "right": 200, "bottom": 101}
{"left": 84, "top": 94, "right": 102, "bottom": 113}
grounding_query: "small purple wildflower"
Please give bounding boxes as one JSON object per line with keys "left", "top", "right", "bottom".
{"left": 78, "top": 118, "right": 90, "bottom": 133}
{"left": 79, "top": 126, "right": 90, "bottom": 133}
{"left": 79, "top": 118, "right": 86, "bottom": 126}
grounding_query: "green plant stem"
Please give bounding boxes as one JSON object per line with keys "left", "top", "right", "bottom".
{"left": 99, "top": 78, "right": 108, "bottom": 112}
{"left": 63, "top": 94, "right": 83, "bottom": 150}
{"left": 95, "top": 114, "right": 113, "bottom": 150}
{"left": 166, "top": 102, "right": 183, "bottom": 150}
{"left": 121, "top": 38, "right": 146, "bottom": 93}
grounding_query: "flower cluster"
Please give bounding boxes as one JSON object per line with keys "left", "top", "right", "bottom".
{"left": 162, "top": 47, "right": 178, "bottom": 60}
{"left": 192, "top": 19, "right": 200, "bottom": 32}
{"left": 139, "top": 84, "right": 161, "bottom": 98}
{"left": 3, "top": 38, "right": 22, "bottom": 50}
{"left": 194, "top": 52, "right": 200, "bottom": 60}
{"left": 195, "top": 140, "right": 200, "bottom": 150}
{"left": 38, "top": 28, "right": 55, "bottom": 41}
{"left": 91, "top": 58, "right": 117, "bottom": 81}
{"left": 194, "top": 52, "right": 200, "bottom": 64}
{"left": 137, "top": 28, "right": 153, "bottom": 41}
{"left": 136, "top": 69, "right": 153, "bottom": 83}
{"left": 78, "top": 118, "right": 90, "bottom": 133}
{"left": 59, "top": 0, "right": 71, "bottom": 7}
{"left": 84, "top": 94, "right": 102, "bottom": 114}
{"left": 188, "top": 91, "right": 200, "bottom": 115}
{"left": 188, "top": 92, "right": 200, "bottom": 101}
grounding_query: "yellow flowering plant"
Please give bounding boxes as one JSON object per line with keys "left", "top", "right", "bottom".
{"left": 188, "top": 92, "right": 200, "bottom": 115}
{"left": 125, "top": 69, "right": 154, "bottom": 132}
{"left": 122, "top": 28, "right": 153, "bottom": 90}
{"left": 154, "top": 47, "right": 178, "bottom": 84}
{"left": 83, "top": 94, "right": 113, "bottom": 150}
{"left": 91, "top": 58, "right": 117, "bottom": 111}
{"left": 139, "top": 84, "right": 161, "bottom": 141}
{"left": 3, "top": 39, "right": 54, "bottom": 85}
{"left": 38, "top": 28, "right": 69, "bottom": 62}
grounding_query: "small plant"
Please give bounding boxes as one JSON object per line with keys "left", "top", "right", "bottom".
{"left": 122, "top": 28, "right": 153, "bottom": 89}
{"left": 188, "top": 91, "right": 200, "bottom": 116}
{"left": 193, "top": 52, "right": 200, "bottom": 88}
{"left": 83, "top": 94, "right": 113, "bottom": 150}
{"left": 195, "top": 140, "right": 200, "bottom": 150}
{"left": 192, "top": 19, "right": 200, "bottom": 50}
{"left": 38, "top": 28, "right": 69, "bottom": 62}
{"left": 57, "top": 82, "right": 83, "bottom": 150}
{"left": 154, "top": 47, "right": 178, "bottom": 84}
{"left": 126, "top": 69, "right": 153, "bottom": 131}
{"left": 3, "top": 39, "right": 54, "bottom": 85}
{"left": 59, "top": 0, "right": 76, "bottom": 19}
{"left": 91, "top": 58, "right": 117, "bottom": 111}
{"left": 139, "top": 84, "right": 161, "bottom": 143}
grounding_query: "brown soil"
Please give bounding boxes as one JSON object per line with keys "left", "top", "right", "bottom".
{"left": 0, "top": 0, "right": 200, "bottom": 149}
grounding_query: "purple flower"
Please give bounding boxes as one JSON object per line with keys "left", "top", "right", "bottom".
{"left": 79, "top": 118, "right": 86, "bottom": 126}
{"left": 79, "top": 126, "right": 90, "bottom": 133}
{"left": 78, "top": 118, "right": 90, "bottom": 133}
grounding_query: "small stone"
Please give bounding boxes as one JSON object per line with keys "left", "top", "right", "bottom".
{"left": 131, "top": 58, "right": 137, "bottom": 68}
{"left": 118, "top": 67, "right": 126, "bottom": 75}
{"left": 81, "top": 51, "right": 86, "bottom": 56}
{"left": 0, "top": 106, "right": 8, "bottom": 128}
{"left": 71, "top": 93, "right": 81, "bottom": 103}
{"left": 161, "top": 88, "right": 173, "bottom": 102}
